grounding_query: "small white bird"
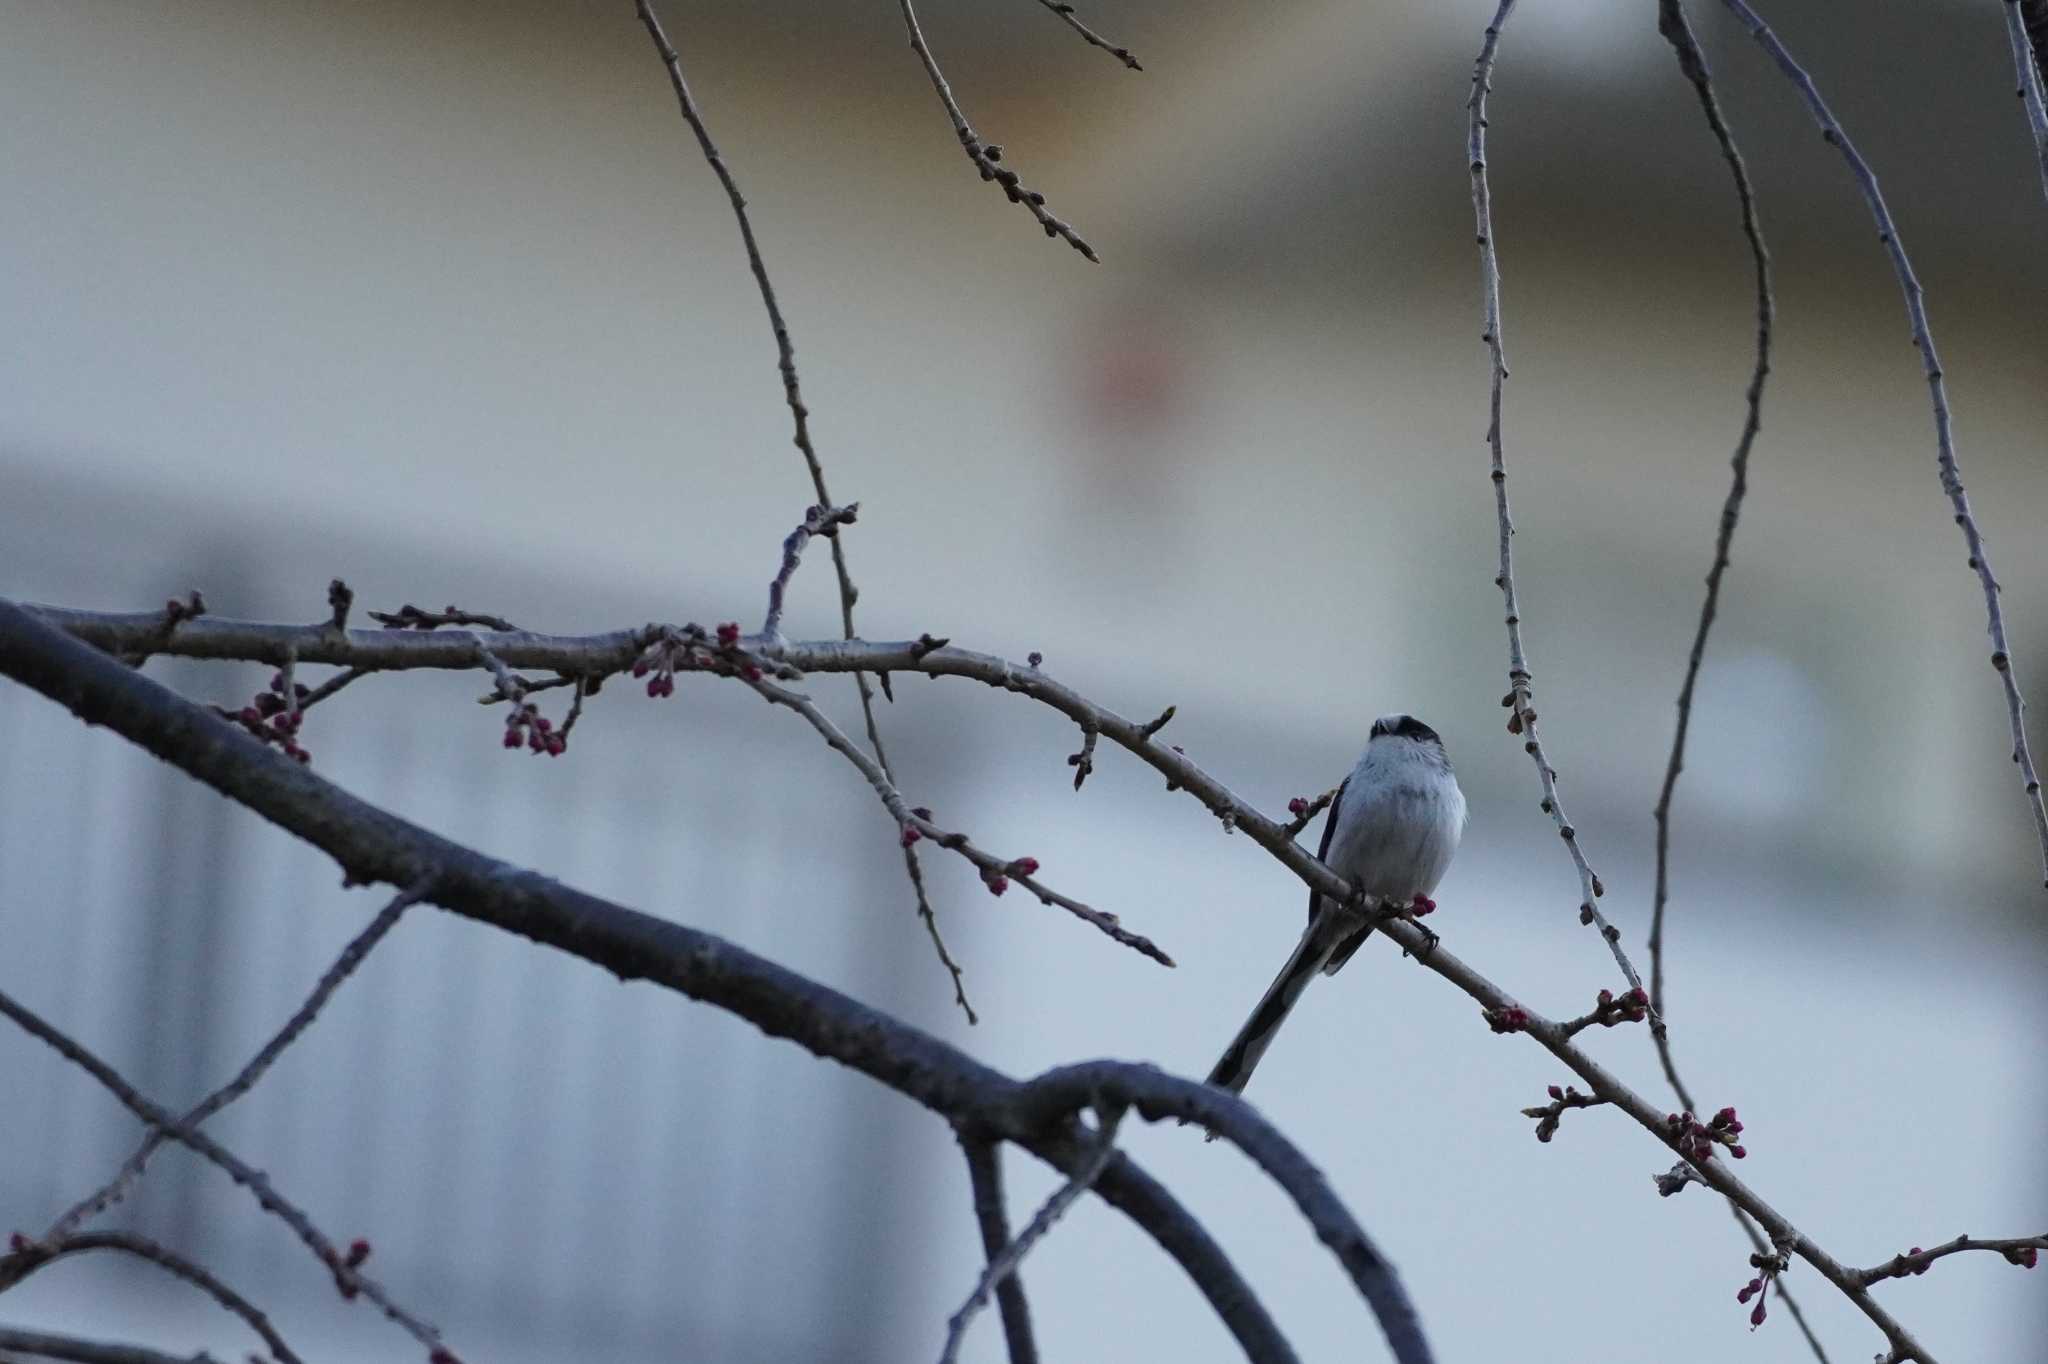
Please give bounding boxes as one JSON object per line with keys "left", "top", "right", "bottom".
{"left": 1203, "top": 714, "right": 1467, "bottom": 1097}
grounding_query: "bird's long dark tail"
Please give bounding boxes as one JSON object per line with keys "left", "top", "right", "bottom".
{"left": 1203, "top": 909, "right": 1348, "bottom": 1096}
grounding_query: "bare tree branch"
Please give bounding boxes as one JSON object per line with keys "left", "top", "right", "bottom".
{"left": 0, "top": 1324, "right": 223, "bottom": 1364}
{"left": 44, "top": 882, "right": 425, "bottom": 1241}
{"left": 895, "top": 0, "right": 1100, "bottom": 261}
{"left": 12, "top": 598, "right": 2034, "bottom": 1362}
{"left": 1853, "top": 1235, "right": 2044, "bottom": 1286}
{"left": 1644, "top": 12, "right": 1827, "bottom": 1359}
{"left": 0, "top": 1233, "right": 298, "bottom": 1364}
{"left": 1719, "top": 0, "right": 2048, "bottom": 892}
{"left": 746, "top": 670, "right": 1173, "bottom": 964}
{"left": 957, "top": 1134, "right": 1038, "bottom": 1364}
{"left": 1031, "top": 0, "right": 1142, "bottom": 70}
{"left": 0, "top": 595, "right": 1396, "bottom": 1364}
{"left": 635, "top": 0, "right": 971, "bottom": 1017}
{"left": 941, "top": 1105, "right": 1124, "bottom": 1364}
{"left": 2004, "top": 0, "right": 2048, "bottom": 202}
{"left": 0, "top": 989, "right": 448, "bottom": 1355}
{"left": 1465, "top": 0, "right": 1648, "bottom": 998}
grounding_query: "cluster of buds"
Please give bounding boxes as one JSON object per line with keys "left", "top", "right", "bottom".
{"left": 502, "top": 702, "right": 564, "bottom": 757}
{"left": 227, "top": 671, "right": 312, "bottom": 763}
{"left": 632, "top": 622, "right": 764, "bottom": 698}
{"left": 981, "top": 859, "right": 1040, "bottom": 897}
{"left": 1735, "top": 1251, "right": 1786, "bottom": 1329}
{"left": 1589, "top": 986, "right": 1649, "bottom": 1027}
{"left": 6, "top": 1231, "right": 29, "bottom": 1254}
{"left": 1667, "top": 1106, "right": 1746, "bottom": 1162}
{"left": 980, "top": 855, "right": 1039, "bottom": 898}
{"left": 2009, "top": 1246, "right": 2041, "bottom": 1269}
{"left": 1484, "top": 1004, "right": 1531, "bottom": 1034}
{"left": 334, "top": 1236, "right": 372, "bottom": 1299}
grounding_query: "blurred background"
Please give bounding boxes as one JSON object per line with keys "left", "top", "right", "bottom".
{"left": 2, "top": 0, "right": 2044, "bottom": 1360}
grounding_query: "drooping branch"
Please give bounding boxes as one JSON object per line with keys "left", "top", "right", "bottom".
{"left": 1031, "top": 0, "right": 1142, "bottom": 71}
{"left": 1720, "top": 0, "right": 2048, "bottom": 892}
{"left": 895, "top": 0, "right": 1100, "bottom": 261}
{"left": 2004, "top": 1, "right": 2048, "bottom": 202}
{"left": 1644, "top": 11, "right": 1827, "bottom": 1358}
{"left": 1464, "top": 0, "right": 1647, "bottom": 999}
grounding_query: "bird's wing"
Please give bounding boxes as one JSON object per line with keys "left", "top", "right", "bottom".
{"left": 1308, "top": 776, "right": 1348, "bottom": 927}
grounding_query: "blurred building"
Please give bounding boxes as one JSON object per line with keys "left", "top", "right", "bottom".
{"left": 2, "top": 2, "right": 2043, "bottom": 1361}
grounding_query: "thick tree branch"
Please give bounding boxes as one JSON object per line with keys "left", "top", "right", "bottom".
{"left": 6, "top": 597, "right": 2001, "bottom": 1361}
{"left": 0, "top": 596, "right": 1402, "bottom": 1364}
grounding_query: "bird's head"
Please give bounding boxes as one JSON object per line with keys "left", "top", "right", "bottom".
{"left": 1369, "top": 713, "right": 1445, "bottom": 751}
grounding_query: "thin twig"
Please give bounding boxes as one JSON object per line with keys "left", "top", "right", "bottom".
{"left": 368, "top": 604, "right": 518, "bottom": 632}
{"left": 1467, "top": 0, "right": 1647, "bottom": 996}
{"left": 1852, "top": 1234, "right": 2045, "bottom": 1286}
{"left": 940, "top": 1105, "right": 1124, "bottom": 1364}
{"left": 0, "top": 1324, "right": 224, "bottom": 1364}
{"left": 0, "top": 1233, "right": 298, "bottom": 1364}
{"left": 45, "top": 882, "right": 427, "bottom": 1240}
{"left": 744, "top": 673, "right": 1173, "bottom": 965}
{"left": 1720, "top": 0, "right": 2048, "bottom": 893}
{"left": 296, "top": 665, "right": 371, "bottom": 712}
{"left": 1588, "top": 44, "right": 1816, "bottom": 1358}
{"left": 895, "top": 0, "right": 1100, "bottom": 261}
{"left": 1646, "top": 0, "right": 1774, "bottom": 1105}
{"left": 957, "top": 1134, "right": 1037, "bottom": 1364}
{"left": 1031, "top": 0, "right": 1141, "bottom": 70}
{"left": 762, "top": 503, "right": 859, "bottom": 641}
{"left": 636, "top": 0, "right": 973, "bottom": 1016}
{"left": 0, "top": 986, "right": 448, "bottom": 1354}
{"left": 2004, "top": 1, "right": 2048, "bottom": 203}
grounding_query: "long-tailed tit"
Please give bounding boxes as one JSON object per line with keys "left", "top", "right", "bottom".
{"left": 1203, "top": 714, "right": 1466, "bottom": 1097}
